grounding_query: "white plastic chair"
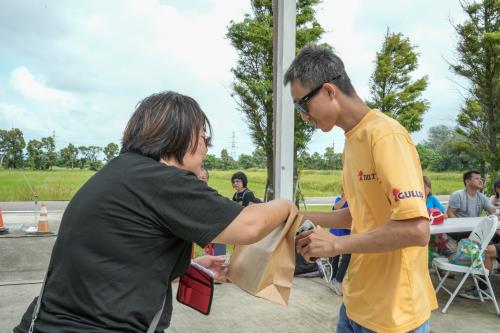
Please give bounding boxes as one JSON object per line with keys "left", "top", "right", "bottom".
{"left": 432, "top": 215, "right": 500, "bottom": 315}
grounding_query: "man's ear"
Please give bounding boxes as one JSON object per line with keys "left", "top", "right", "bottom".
{"left": 325, "top": 83, "right": 336, "bottom": 98}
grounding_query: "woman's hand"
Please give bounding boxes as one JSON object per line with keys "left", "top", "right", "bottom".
{"left": 193, "top": 255, "right": 229, "bottom": 282}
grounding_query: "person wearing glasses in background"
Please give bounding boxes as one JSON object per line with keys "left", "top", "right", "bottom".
{"left": 490, "top": 180, "right": 500, "bottom": 210}
{"left": 198, "top": 168, "right": 227, "bottom": 257}
{"left": 231, "top": 171, "right": 262, "bottom": 207}
{"left": 286, "top": 45, "right": 436, "bottom": 333}
{"left": 446, "top": 171, "right": 499, "bottom": 300}
{"left": 447, "top": 170, "right": 497, "bottom": 220}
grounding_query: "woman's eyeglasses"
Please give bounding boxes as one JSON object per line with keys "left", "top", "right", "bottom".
{"left": 201, "top": 135, "right": 212, "bottom": 148}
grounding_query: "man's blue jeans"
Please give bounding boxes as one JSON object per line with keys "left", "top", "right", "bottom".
{"left": 337, "top": 304, "right": 430, "bottom": 333}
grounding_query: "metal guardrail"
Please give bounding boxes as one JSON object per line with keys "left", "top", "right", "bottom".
{"left": 2, "top": 210, "right": 65, "bottom": 215}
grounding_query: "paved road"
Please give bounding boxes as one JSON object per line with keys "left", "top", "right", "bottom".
{"left": 0, "top": 201, "right": 69, "bottom": 213}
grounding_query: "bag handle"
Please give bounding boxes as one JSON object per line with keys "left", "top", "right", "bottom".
{"left": 29, "top": 272, "right": 166, "bottom": 333}
{"left": 28, "top": 272, "right": 47, "bottom": 333}
{"left": 146, "top": 296, "right": 166, "bottom": 333}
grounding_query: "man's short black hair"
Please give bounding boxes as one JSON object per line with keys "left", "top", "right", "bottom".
{"left": 463, "top": 170, "right": 481, "bottom": 185}
{"left": 231, "top": 171, "right": 248, "bottom": 188}
{"left": 121, "top": 91, "right": 212, "bottom": 163}
{"left": 284, "top": 44, "right": 355, "bottom": 96}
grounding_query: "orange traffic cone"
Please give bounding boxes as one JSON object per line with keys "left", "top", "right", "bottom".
{"left": 0, "top": 208, "right": 8, "bottom": 234}
{"left": 37, "top": 203, "right": 49, "bottom": 233}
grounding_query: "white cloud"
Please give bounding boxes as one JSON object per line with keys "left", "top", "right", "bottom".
{"left": 9, "top": 67, "right": 76, "bottom": 108}
{"left": 0, "top": 102, "right": 40, "bottom": 131}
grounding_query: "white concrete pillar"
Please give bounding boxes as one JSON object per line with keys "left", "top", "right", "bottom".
{"left": 272, "top": 0, "right": 295, "bottom": 200}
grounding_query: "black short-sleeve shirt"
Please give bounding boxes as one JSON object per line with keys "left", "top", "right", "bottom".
{"left": 15, "top": 153, "right": 242, "bottom": 333}
{"left": 232, "top": 189, "right": 260, "bottom": 207}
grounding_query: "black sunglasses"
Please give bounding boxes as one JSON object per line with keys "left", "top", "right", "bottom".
{"left": 294, "top": 74, "right": 342, "bottom": 114}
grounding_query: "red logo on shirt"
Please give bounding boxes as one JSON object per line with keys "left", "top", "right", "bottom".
{"left": 392, "top": 188, "right": 424, "bottom": 201}
{"left": 358, "top": 170, "right": 377, "bottom": 181}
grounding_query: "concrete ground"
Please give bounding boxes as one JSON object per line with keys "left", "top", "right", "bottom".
{"left": 2, "top": 275, "right": 500, "bottom": 332}
{"left": 1, "top": 209, "right": 498, "bottom": 333}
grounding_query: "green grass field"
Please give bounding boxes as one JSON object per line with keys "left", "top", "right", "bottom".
{"left": 0, "top": 168, "right": 95, "bottom": 201}
{"left": 0, "top": 168, "right": 464, "bottom": 201}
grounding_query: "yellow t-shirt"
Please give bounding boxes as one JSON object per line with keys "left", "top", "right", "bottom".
{"left": 342, "top": 109, "right": 438, "bottom": 333}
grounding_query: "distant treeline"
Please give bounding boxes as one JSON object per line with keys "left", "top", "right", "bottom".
{"left": 0, "top": 124, "right": 484, "bottom": 173}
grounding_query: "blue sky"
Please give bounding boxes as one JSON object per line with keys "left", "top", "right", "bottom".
{"left": 0, "top": 0, "right": 467, "bottom": 157}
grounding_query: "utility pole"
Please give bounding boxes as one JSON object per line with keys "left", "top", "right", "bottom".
{"left": 231, "top": 131, "right": 237, "bottom": 160}
{"left": 272, "top": 0, "right": 295, "bottom": 201}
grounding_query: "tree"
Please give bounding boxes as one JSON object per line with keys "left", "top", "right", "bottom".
{"left": 41, "top": 136, "right": 56, "bottom": 170}
{"left": 323, "top": 144, "right": 342, "bottom": 170}
{"left": 416, "top": 144, "right": 445, "bottom": 171}
{"left": 367, "top": 30, "right": 429, "bottom": 132}
{"left": 251, "top": 147, "right": 267, "bottom": 168}
{"left": 203, "top": 154, "right": 220, "bottom": 170}
{"left": 0, "top": 128, "right": 25, "bottom": 168}
{"left": 26, "top": 139, "right": 43, "bottom": 170}
{"left": 25, "top": 136, "right": 57, "bottom": 170}
{"left": 238, "top": 153, "right": 254, "bottom": 169}
{"left": 103, "top": 142, "right": 119, "bottom": 163}
{"left": 78, "top": 146, "right": 103, "bottom": 171}
{"left": 59, "top": 143, "right": 78, "bottom": 169}
{"left": 227, "top": 0, "right": 325, "bottom": 199}
{"left": 450, "top": 0, "right": 499, "bottom": 177}
{"left": 418, "top": 125, "right": 480, "bottom": 171}
{"left": 220, "top": 148, "right": 236, "bottom": 170}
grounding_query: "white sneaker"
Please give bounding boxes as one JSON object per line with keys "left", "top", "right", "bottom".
{"left": 330, "top": 279, "right": 343, "bottom": 296}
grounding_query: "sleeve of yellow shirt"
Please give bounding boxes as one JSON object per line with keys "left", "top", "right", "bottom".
{"left": 372, "top": 133, "right": 429, "bottom": 221}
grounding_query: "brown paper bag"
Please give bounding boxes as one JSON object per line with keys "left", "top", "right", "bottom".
{"left": 228, "top": 207, "right": 302, "bottom": 305}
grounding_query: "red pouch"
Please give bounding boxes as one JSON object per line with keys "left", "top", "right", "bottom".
{"left": 176, "top": 262, "right": 214, "bottom": 315}
{"left": 428, "top": 208, "right": 444, "bottom": 225}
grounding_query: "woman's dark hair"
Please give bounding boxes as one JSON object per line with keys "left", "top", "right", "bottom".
{"left": 121, "top": 91, "right": 212, "bottom": 163}
{"left": 231, "top": 171, "right": 248, "bottom": 188}
{"left": 423, "top": 176, "right": 432, "bottom": 196}
{"left": 494, "top": 180, "right": 500, "bottom": 199}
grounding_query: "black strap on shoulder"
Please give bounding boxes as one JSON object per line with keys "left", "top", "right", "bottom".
{"left": 28, "top": 272, "right": 47, "bottom": 333}
{"left": 146, "top": 296, "right": 166, "bottom": 333}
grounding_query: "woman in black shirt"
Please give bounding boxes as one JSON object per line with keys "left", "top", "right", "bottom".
{"left": 15, "top": 91, "right": 294, "bottom": 333}
{"left": 231, "top": 171, "right": 261, "bottom": 207}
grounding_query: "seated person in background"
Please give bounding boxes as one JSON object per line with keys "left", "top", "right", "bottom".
{"left": 459, "top": 224, "right": 500, "bottom": 299}
{"left": 490, "top": 180, "right": 500, "bottom": 211}
{"left": 487, "top": 180, "right": 500, "bottom": 275}
{"left": 447, "top": 170, "right": 496, "bottom": 219}
{"left": 423, "top": 176, "right": 447, "bottom": 216}
{"left": 198, "top": 167, "right": 209, "bottom": 182}
{"left": 424, "top": 176, "right": 453, "bottom": 259}
{"left": 329, "top": 189, "right": 351, "bottom": 296}
{"left": 231, "top": 171, "right": 262, "bottom": 207}
{"left": 444, "top": 172, "right": 499, "bottom": 299}
{"left": 199, "top": 168, "right": 226, "bottom": 257}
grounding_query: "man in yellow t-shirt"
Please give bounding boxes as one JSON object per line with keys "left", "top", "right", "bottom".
{"left": 285, "top": 45, "right": 437, "bottom": 333}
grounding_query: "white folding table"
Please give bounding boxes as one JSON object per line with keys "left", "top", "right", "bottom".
{"left": 430, "top": 216, "right": 500, "bottom": 235}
